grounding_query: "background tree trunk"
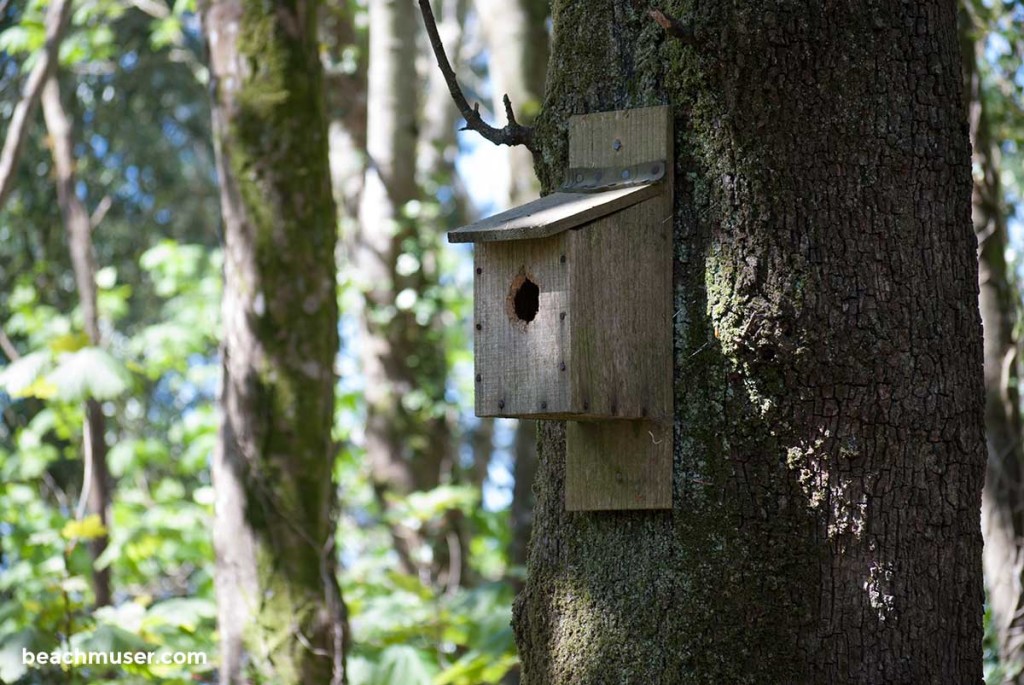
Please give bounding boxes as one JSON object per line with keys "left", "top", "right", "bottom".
{"left": 40, "top": 75, "right": 112, "bottom": 608}
{"left": 200, "top": 0, "right": 347, "bottom": 682}
{"left": 322, "top": 1, "right": 368, "bottom": 224}
{"left": 473, "top": 0, "right": 549, "bottom": 578}
{"left": 357, "top": 0, "right": 458, "bottom": 587}
{"left": 513, "top": 2, "right": 986, "bottom": 682}
{"left": 961, "top": 5, "right": 1024, "bottom": 676}
{"left": 0, "top": 0, "right": 72, "bottom": 210}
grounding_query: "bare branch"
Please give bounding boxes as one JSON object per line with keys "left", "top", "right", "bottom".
{"left": 417, "top": 0, "right": 537, "bottom": 153}
{"left": 0, "top": 325, "right": 20, "bottom": 362}
{"left": 90, "top": 194, "right": 112, "bottom": 230}
{"left": 0, "top": 0, "right": 74, "bottom": 210}
{"left": 127, "top": 0, "right": 169, "bottom": 19}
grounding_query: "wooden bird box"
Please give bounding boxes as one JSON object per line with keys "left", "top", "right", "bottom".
{"left": 449, "top": 106, "right": 674, "bottom": 511}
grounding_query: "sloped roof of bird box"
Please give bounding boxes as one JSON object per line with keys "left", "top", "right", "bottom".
{"left": 448, "top": 161, "right": 666, "bottom": 243}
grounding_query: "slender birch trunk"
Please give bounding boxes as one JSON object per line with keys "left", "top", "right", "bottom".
{"left": 40, "top": 75, "right": 112, "bottom": 608}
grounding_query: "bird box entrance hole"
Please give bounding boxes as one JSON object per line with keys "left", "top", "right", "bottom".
{"left": 510, "top": 272, "right": 539, "bottom": 324}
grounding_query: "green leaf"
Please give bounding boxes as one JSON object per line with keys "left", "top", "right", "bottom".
{"left": 143, "top": 598, "right": 216, "bottom": 632}
{"left": 46, "top": 347, "right": 131, "bottom": 401}
{"left": 369, "top": 645, "right": 437, "bottom": 685}
{"left": 0, "top": 350, "right": 51, "bottom": 397}
{"left": 0, "top": 627, "right": 55, "bottom": 683}
{"left": 62, "top": 514, "right": 108, "bottom": 541}
{"left": 0, "top": 24, "right": 44, "bottom": 56}
{"left": 48, "top": 332, "right": 91, "bottom": 353}
{"left": 68, "top": 623, "right": 151, "bottom": 654}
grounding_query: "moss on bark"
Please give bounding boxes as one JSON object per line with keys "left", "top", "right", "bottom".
{"left": 202, "top": 0, "right": 346, "bottom": 682}
{"left": 514, "top": 1, "right": 985, "bottom": 682}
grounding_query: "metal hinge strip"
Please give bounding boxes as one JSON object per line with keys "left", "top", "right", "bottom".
{"left": 560, "top": 161, "right": 666, "bottom": 193}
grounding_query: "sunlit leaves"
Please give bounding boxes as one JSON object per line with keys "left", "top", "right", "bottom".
{"left": 48, "top": 347, "right": 132, "bottom": 401}
{"left": 62, "top": 514, "right": 108, "bottom": 541}
{"left": 350, "top": 645, "right": 438, "bottom": 685}
{"left": 0, "top": 351, "right": 52, "bottom": 397}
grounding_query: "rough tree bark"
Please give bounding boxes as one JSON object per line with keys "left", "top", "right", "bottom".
{"left": 961, "top": 5, "right": 1024, "bottom": 676}
{"left": 512, "top": 2, "right": 986, "bottom": 682}
{"left": 40, "top": 75, "right": 112, "bottom": 608}
{"left": 357, "top": 0, "right": 456, "bottom": 586}
{"left": 199, "top": 0, "right": 347, "bottom": 682}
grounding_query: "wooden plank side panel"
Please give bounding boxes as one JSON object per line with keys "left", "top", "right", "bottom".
{"left": 565, "top": 420, "right": 673, "bottom": 510}
{"left": 568, "top": 105, "right": 670, "bottom": 169}
{"left": 567, "top": 197, "right": 673, "bottom": 420}
{"left": 474, "top": 235, "right": 574, "bottom": 417}
{"left": 565, "top": 103, "right": 673, "bottom": 511}
{"left": 448, "top": 184, "right": 659, "bottom": 244}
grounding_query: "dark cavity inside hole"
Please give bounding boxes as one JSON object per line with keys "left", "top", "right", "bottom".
{"left": 513, "top": 278, "right": 540, "bottom": 322}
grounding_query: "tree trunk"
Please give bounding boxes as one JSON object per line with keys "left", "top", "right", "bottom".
{"left": 473, "top": 0, "right": 548, "bottom": 208}
{"left": 40, "top": 75, "right": 112, "bottom": 608}
{"left": 961, "top": 6, "right": 1024, "bottom": 676}
{"left": 357, "top": 0, "right": 456, "bottom": 587}
{"left": 322, "top": 2, "right": 368, "bottom": 224}
{"left": 200, "top": 1, "right": 347, "bottom": 682}
{"left": 0, "top": 0, "right": 72, "bottom": 210}
{"left": 418, "top": 0, "right": 479, "bottom": 591}
{"left": 512, "top": 2, "right": 986, "bottom": 683}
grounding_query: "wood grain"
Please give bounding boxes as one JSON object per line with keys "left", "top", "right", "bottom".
{"left": 448, "top": 184, "right": 659, "bottom": 243}
{"left": 567, "top": 198, "right": 673, "bottom": 420}
{"left": 568, "top": 106, "right": 670, "bottom": 169}
{"left": 565, "top": 419, "right": 673, "bottom": 510}
{"left": 474, "top": 234, "right": 574, "bottom": 417}
{"left": 565, "top": 104, "right": 673, "bottom": 510}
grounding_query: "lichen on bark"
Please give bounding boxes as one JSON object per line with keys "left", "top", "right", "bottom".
{"left": 201, "top": 0, "right": 346, "bottom": 682}
{"left": 514, "top": 1, "right": 985, "bottom": 682}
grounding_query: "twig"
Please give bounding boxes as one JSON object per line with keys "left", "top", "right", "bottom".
{"left": 89, "top": 194, "right": 112, "bottom": 230}
{"left": 417, "top": 0, "right": 537, "bottom": 153}
{"left": 127, "top": 0, "right": 169, "bottom": 19}
{"left": 0, "top": 0, "right": 74, "bottom": 210}
{"left": 0, "top": 325, "right": 20, "bottom": 361}
{"left": 649, "top": 8, "right": 695, "bottom": 44}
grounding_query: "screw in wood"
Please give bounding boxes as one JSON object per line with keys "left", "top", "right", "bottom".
{"left": 559, "top": 311, "right": 566, "bottom": 321}
{"left": 475, "top": 374, "right": 482, "bottom": 383}
{"left": 475, "top": 323, "right": 482, "bottom": 331}
{"left": 475, "top": 267, "right": 482, "bottom": 275}
{"left": 498, "top": 399, "right": 505, "bottom": 410}
{"left": 612, "top": 138, "right": 622, "bottom": 151}
{"left": 560, "top": 254, "right": 566, "bottom": 264}
{"left": 559, "top": 361, "right": 566, "bottom": 372}
{"left": 541, "top": 401, "right": 548, "bottom": 410}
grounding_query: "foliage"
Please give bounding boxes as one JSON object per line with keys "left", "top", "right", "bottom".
{"left": 0, "top": 0, "right": 518, "bottom": 682}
